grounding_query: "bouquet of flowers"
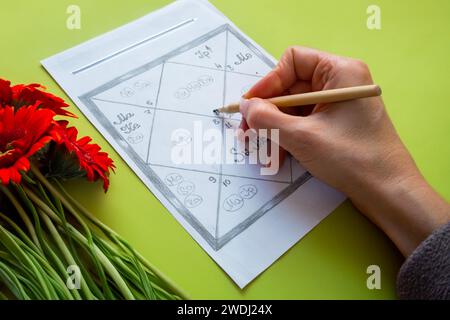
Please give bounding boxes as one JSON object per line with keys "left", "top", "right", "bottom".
{"left": 0, "top": 79, "right": 185, "bottom": 299}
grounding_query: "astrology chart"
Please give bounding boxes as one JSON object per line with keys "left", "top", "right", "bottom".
{"left": 80, "top": 24, "right": 311, "bottom": 250}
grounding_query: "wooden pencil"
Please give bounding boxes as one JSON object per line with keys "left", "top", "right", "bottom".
{"left": 214, "top": 84, "right": 382, "bottom": 114}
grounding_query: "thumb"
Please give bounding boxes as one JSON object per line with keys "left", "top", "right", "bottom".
{"left": 239, "top": 97, "right": 300, "bottom": 151}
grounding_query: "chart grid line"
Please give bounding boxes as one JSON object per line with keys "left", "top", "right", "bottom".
{"left": 145, "top": 63, "right": 166, "bottom": 163}
{"left": 214, "top": 29, "right": 230, "bottom": 242}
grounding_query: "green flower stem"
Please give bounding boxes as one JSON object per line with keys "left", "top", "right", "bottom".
{"left": 0, "top": 211, "right": 39, "bottom": 252}
{"left": 95, "top": 236, "right": 176, "bottom": 299}
{"left": 48, "top": 173, "right": 188, "bottom": 299}
{"left": 0, "top": 224, "right": 52, "bottom": 298}
{"left": 38, "top": 209, "right": 87, "bottom": 300}
{"left": 0, "top": 210, "right": 76, "bottom": 299}
{"left": 5, "top": 228, "right": 73, "bottom": 299}
{"left": 32, "top": 178, "right": 115, "bottom": 299}
{"left": 24, "top": 187, "right": 134, "bottom": 300}
{"left": 12, "top": 232, "right": 75, "bottom": 299}
{"left": 0, "top": 185, "right": 41, "bottom": 251}
{"left": 0, "top": 290, "right": 10, "bottom": 300}
{"left": 0, "top": 260, "right": 30, "bottom": 299}
{"left": 30, "top": 182, "right": 115, "bottom": 299}
{"left": 33, "top": 183, "right": 105, "bottom": 299}
{"left": 63, "top": 222, "right": 135, "bottom": 299}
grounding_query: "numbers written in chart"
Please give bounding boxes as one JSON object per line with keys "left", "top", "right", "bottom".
{"left": 208, "top": 176, "right": 231, "bottom": 187}
{"left": 174, "top": 75, "right": 214, "bottom": 100}
{"left": 223, "top": 184, "right": 258, "bottom": 212}
{"left": 215, "top": 51, "right": 259, "bottom": 75}
{"left": 112, "top": 112, "right": 149, "bottom": 145}
{"left": 214, "top": 63, "right": 234, "bottom": 72}
{"left": 165, "top": 173, "right": 203, "bottom": 209}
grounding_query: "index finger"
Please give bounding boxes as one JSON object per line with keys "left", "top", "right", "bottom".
{"left": 244, "top": 46, "right": 323, "bottom": 99}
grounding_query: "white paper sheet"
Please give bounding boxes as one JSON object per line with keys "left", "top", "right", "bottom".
{"left": 42, "top": 0, "right": 345, "bottom": 288}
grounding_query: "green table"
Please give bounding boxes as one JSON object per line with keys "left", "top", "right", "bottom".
{"left": 1, "top": 0, "right": 449, "bottom": 299}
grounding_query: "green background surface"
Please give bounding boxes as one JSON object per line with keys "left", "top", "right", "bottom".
{"left": 1, "top": 0, "right": 449, "bottom": 299}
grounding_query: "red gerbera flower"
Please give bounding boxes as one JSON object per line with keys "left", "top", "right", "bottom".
{"left": 0, "top": 79, "right": 12, "bottom": 105}
{"left": 0, "top": 78, "right": 76, "bottom": 117}
{"left": 11, "top": 83, "right": 76, "bottom": 118}
{"left": 52, "top": 121, "right": 115, "bottom": 192}
{"left": 0, "top": 105, "right": 55, "bottom": 185}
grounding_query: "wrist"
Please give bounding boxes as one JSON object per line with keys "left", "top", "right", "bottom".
{"left": 350, "top": 171, "right": 450, "bottom": 256}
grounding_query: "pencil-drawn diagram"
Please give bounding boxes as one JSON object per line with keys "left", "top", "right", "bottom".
{"left": 80, "top": 24, "right": 312, "bottom": 250}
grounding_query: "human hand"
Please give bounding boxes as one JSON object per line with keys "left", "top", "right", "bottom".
{"left": 240, "top": 46, "right": 450, "bottom": 256}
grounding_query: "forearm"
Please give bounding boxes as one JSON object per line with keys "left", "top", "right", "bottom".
{"left": 351, "top": 173, "right": 450, "bottom": 257}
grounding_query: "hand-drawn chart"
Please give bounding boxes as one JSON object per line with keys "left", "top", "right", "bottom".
{"left": 80, "top": 24, "right": 311, "bottom": 250}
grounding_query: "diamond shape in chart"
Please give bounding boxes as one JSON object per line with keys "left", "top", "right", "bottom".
{"left": 157, "top": 62, "right": 224, "bottom": 116}
{"left": 147, "top": 109, "right": 221, "bottom": 174}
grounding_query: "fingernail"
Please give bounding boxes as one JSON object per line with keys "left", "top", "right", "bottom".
{"left": 242, "top": 92, "right": 251, "bottom": 99}
{"left": 240, "top": 98, "right": 250, "bottom": 117}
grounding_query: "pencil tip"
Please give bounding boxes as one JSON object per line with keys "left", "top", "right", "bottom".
{"left": 213, "top": 109, "right": 219, "bottom": 115}
{"left": 376, "top": 86, "right": 382, "bottom": 96}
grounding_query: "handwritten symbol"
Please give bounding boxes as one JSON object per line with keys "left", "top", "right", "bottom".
{"left": 127, "top": 133, "right": 144, "bottom": 145}
{"left": 174, "top": 87, "right": 190, "bottom": 100}
{"left": 113, "top": 112, "right": 135, "bottom": 125}
{"left": 165, "top": 173, "right": 183, "bottom": 187}
{"left": 172, "top": 129, "right": 192, "bottom": 146}
{"left": 133, "top": 80, "right": 151, "bottom": 89}
{"left": 194, "top": 45, "right": 212, "bottom": 59}
{"left": 184, "top": 194, "right": 203, "bottom": 208}
{"left": 120, "top": 87, "right": 135, "bottom": 97}
{"left": 174, "top": 75, "right": 214, "bottom": 100}
{"left": 230, "top": 147, "right": 245, "bottom": 163}
{"left": 233, "top": 52, "right": 252, "bottom": 65}
{"left": 165, "top": 174, "right": 203, "bottom": 209}
{"left": 120, "top": 122, "right": 140, "bottom": 134}
{"left": 239, "top": 184, "right": 257, "bottom": 199}
{"left": 223, "top": 194, "right": 244, "bottom": 212}
{"left": 177, "top": 181, "right": 195, "bottom": 196}
{"left": 187, "top": 81, "right": 201, "bottom": 91}
{"left": 198, "top": 75, "right": 214, "bottom": 86}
